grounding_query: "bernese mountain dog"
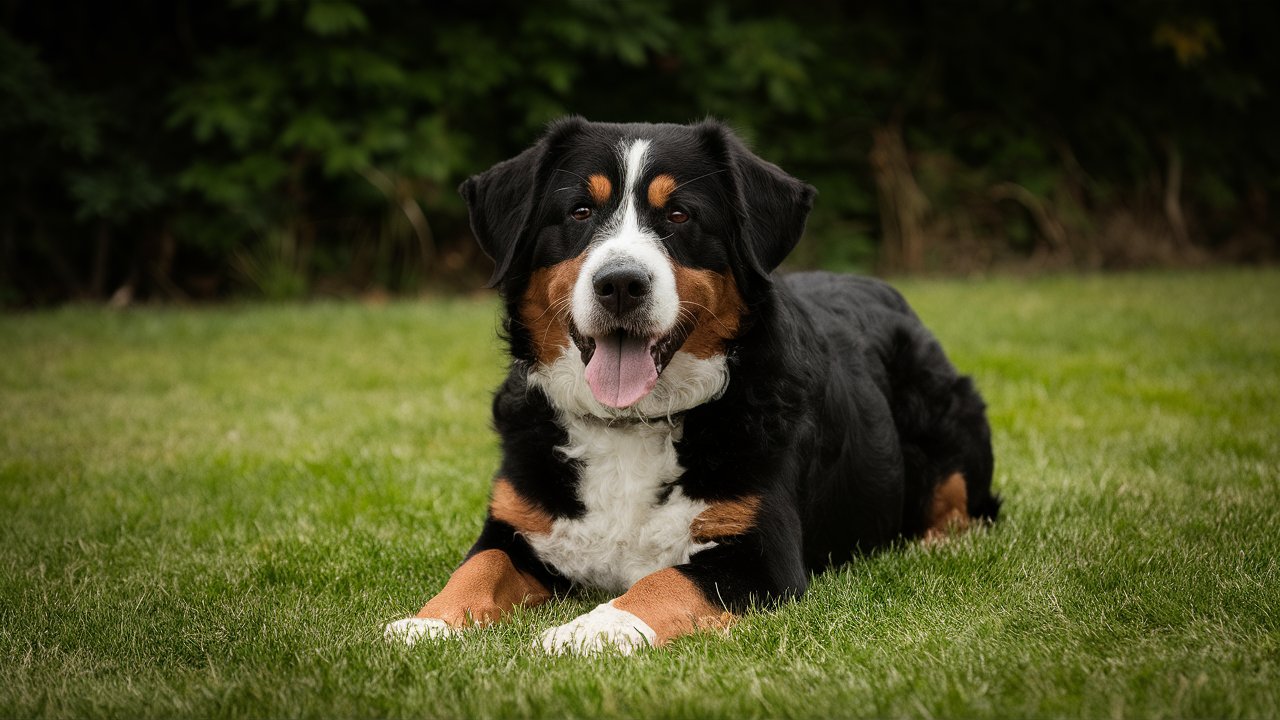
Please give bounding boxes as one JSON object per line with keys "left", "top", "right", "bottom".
{"left": 385, "top": 118, "right": 999, "bottom": 654}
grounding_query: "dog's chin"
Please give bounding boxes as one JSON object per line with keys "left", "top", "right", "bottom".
{"left": 569, "top": 321, "right": 692, "bottom": 409}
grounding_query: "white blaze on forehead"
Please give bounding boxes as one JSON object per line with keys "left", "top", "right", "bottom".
{"left": 616, "top": 138, "right": 650, "bottom": 236}
{"left": 571, "top": 138, "right": 679, "bottom": 338}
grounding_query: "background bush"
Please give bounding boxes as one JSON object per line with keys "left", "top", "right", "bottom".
{"left": 2, "top": 0, "right": 1277, "bottom": 305}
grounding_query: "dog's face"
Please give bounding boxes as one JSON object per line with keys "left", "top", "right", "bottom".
{"left": 462, "top": 119, "right": 814, "bottom": 415}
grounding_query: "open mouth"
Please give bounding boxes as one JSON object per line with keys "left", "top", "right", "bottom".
{"left": 569, "top": 322, "right": 692, "bottom": 409}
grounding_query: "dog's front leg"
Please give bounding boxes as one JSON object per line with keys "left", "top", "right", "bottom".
{"left": 384, "top": 544, "right": 551, "bottom": 645}
{"left": 536, "top": 567, "right": 726, "bottom": 655}
{"left": 539, "top": 521, "right": 807, "bottom": 655}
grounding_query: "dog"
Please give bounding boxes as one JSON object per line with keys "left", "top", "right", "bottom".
{"left": 384, "top": 118, "right": 999, "bottom": 654}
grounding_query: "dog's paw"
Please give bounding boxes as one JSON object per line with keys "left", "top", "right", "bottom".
{"left": 537, "top": 601, "right": 656, "bottom": 656}
{"left": 383, "top": 617, "right": 459, "bottom": 646}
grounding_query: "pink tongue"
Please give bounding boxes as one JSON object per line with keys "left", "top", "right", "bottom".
{"left": 585, "top": 332, "right": 659, "bottom": 408}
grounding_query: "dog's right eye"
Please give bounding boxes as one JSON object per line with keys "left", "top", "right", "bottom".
{"left": 571, "top": 207, "right": 593, "bottom": 221}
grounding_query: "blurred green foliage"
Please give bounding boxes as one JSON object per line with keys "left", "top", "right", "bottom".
{"left": 1, "top": 0, "right": 1277, "bottom": 304}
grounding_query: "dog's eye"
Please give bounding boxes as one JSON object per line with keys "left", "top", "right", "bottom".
{"left": 571, "top": 207, "right": 592, "bottom": 221}
{"left": 667, "top": 209, "right": 689, "bottom": 224}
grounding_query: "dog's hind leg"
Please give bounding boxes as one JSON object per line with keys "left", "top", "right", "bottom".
{"left": 921, "top": 374, "right": 1000, "bottom": 541}
{"left": 924, "top": 471, "right": 970, "bottom": 541}
{"left": 888, "top": 325, "right": 1000, "bottom": 541}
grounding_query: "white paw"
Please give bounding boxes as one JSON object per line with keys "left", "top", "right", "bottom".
{"left": 538, "top": 601, "right": 656, "bottom": 656}
{"left": 383, "top": 617, "right": 458, "bottom": 646}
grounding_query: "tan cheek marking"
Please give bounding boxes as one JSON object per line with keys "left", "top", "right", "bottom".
{"left": 673, "top": 266, "right": 746, "bottom": 359}
{"left": 690, "top": 495, "right": 761, "bottom": 543}
{"left": 415, "top": 549, "right": 551, "bottom": 627}
{"left": 612, "top": 568, "right": 733, "bottom": 646}
{"left": 519, "top": 256, "right": 585, "bottom": 365}
{"left": 924, "top": 472, "right": 970, "bottom": 543}
{"left": 647, "top": 173, "right": 677, "bottom": 208}
{"left": 490, "top": 478, "right": 554, "bottom": 535}
{"left": 588, "top": 174, "right": 612, "bottom": 205}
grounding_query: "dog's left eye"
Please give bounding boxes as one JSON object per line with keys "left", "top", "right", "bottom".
{"left": 667, "top": 209, "right": 690, "bottom": 224}
{"left": 571, "top": 207, "right": 593, "bottom": 221}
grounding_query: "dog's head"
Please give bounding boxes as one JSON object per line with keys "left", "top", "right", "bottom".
{"left": 462, "top": 118, "right": 815, "bottom": 416}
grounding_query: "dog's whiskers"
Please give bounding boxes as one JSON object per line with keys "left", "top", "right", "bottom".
{"left": 673, "top": 169, "right": 728, "bottom": 193}
{"left": 679, "top": 300, "right": 733, "bottom": 334}
{"left": 531, "top": 295, "right": 573, "bottom": 324}
{"left": 552, "top": 168, "right": 590, "bottom": 184}
{"left": 540, "top": 300, "right": 575, "bottom": 350}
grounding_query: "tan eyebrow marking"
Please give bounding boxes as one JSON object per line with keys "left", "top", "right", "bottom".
{"left": 588, "top": 174, "right": 612, "bottom": 204}
{"left": 647, "top": 173, "right": 677, "bottom": 208}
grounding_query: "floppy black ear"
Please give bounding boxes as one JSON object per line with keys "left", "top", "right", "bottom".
{"left": 699, "top": 121, "right": 816, "bottom": 279}
{"left": 460, "top": 117, "right": 586, "bottom": 288}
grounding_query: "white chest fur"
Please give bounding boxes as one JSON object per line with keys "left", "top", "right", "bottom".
{"left": 525, "top": 416, "right": 715, "bottom": 593}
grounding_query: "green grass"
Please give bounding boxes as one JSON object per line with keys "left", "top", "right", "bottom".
{"left": 2, "top": 270, "right": 1278, "bottom": 719}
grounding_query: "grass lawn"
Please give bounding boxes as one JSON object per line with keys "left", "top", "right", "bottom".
{"left": 2, "top": 269, "right": 1278, "bottom": 719}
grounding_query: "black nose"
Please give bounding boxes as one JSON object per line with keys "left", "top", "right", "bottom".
{"left": 593, "top": 264, "right": 652, "bottom": 315}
